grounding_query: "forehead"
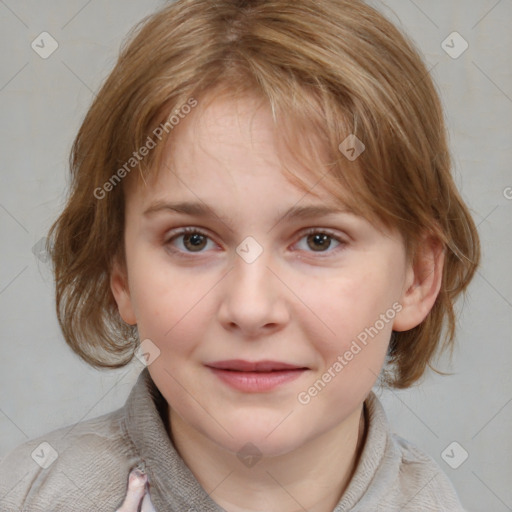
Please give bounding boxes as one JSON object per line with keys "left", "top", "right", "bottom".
{"left": 127, "top": 93, "right": 339, "bottom": 208}
{"left": 168, "top": 94, "right": 315, "bottom": 181}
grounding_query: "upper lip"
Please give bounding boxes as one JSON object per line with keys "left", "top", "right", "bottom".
{"left": 205, "top": 359, "right": 307, "bottom": 372}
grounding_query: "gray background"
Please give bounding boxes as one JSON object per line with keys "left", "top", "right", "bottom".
{"left": 0, "top": 1, "right": 511, "bottom": 510}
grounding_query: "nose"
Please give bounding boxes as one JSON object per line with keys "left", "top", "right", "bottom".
{"left": 217, "top": 244, "right": 290, "bottom": 338}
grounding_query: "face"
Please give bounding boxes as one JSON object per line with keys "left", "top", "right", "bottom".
{"left": 111, "top": 93, "right": 418, "bottom": 458}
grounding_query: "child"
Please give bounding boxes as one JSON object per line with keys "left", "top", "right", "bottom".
{"left": 0, "top": 0, "right": 480, "bottom": 510}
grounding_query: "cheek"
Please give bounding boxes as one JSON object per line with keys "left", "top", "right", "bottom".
{"left": 301, "top": 266, "right": 398, "bottom": 368}
{"left": 296, "top": 272, "right": 395, "bottom": 412}
{"left": 128, "top": 253, "right": 219, "bottom": 350}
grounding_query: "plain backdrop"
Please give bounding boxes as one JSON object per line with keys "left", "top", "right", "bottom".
{"left": 0, "top": 1, "right": 511, "bottom": 511}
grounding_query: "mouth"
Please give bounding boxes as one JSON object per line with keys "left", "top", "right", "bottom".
{"left": 205, "top": 360, "right": 309, "bottom": 392}
{"left": 205, "top": 359, "right": 309, "bottom": 372}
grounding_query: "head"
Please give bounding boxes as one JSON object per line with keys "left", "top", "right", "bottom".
{"left": 48, "top": 0, "right": 480, "bottom": 455}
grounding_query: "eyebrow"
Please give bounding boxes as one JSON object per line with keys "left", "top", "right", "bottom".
{"left": 143, "top": 200, "right": 353, "bottom": 229}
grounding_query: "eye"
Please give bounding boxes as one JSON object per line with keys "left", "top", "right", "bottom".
{"left": 164, "top": 227, "right": 346, "bottom": 257}
{"left": 294, "top": 228, "right": 345, "bottom": 254}
{"left": 165, "top": 227, "right": 216, "bottom": 254}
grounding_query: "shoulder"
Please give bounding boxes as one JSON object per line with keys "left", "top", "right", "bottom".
{"left": 381, "top": 433, "right": 466, "bottom": 511}
{"left": 0, "top": 407, "right": 137, "bottom": 512}
{"left": 353, "top": 392, "right": 467, "bottom": 512}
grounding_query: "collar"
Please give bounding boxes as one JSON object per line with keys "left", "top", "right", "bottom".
{"left": 124, "top": 368, "right": 390, "bottom": 511}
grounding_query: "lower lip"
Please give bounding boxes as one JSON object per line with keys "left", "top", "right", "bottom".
{"left": 207, "top": 368, "right": 307, "bottom": 392}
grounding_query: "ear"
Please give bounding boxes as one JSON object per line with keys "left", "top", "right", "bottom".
{"left": 110, "top": 256, "right": 137, "bottom": 325}
{"left": 393, "top": 234, "right": 445, "bottom": 332}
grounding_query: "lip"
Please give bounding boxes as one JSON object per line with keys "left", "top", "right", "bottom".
{"left": 205, "top": 360, "right": 308, "bottom": 392}
{"left": 206, "top": 359, "right": 307, "bottom": 372}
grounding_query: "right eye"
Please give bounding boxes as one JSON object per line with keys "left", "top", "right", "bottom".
{"left": 164, "top": 227, "right": 218, "bottom": 255}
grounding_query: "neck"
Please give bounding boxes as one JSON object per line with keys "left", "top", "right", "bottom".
{"left": 168, "top": 403, "right": 367, "bottom": 512}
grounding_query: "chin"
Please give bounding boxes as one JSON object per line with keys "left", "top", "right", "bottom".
{"left": 208, "top": 422, "right": 307, "bottom": 460}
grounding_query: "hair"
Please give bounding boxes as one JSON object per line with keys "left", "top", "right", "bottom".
{"left": 47, "top": 0, "right": 480, "bottom": 388}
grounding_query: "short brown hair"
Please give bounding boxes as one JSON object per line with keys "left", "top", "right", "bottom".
{"left": 47, "top": 0, "right": 480, "bottom": 388}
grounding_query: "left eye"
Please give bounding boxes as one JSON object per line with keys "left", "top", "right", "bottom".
{"left": 164, "top": 228, "right": 344, "bottom": 255}
{"left": 296, "top": 230, "right": 343, "bottom": 253}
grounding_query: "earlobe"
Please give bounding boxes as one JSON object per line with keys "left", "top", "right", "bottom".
{"left": 393, "top": 235, "right": 445, "bottom": 332}
{"left": 110, "top": 258, "right": 137, "bottom": 325}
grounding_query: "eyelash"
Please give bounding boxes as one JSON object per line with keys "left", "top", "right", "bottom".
{"left": 164, "top": 226, "right": 347, "bottom": 258}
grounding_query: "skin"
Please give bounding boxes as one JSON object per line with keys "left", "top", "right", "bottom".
{"left": 111, "top": 92, "right": 444, "bottom": 512}
{"left": 116, "top": 468, "right": 155, "bottom": 512}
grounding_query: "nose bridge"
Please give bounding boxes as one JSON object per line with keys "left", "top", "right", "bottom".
{"left": 217, "top": 235, "right": 289, "bottom": 332}
{"left": 231, "top": 235, "right": 274, "bottom": 294}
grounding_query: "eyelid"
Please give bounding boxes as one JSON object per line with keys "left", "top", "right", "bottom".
{"left": 164, "top": 226, "right": 216, "bottom": 246}
{"left": 300, "top": 227, "right": 347, "bottom": 241}
{"left": 165, "top": 226, "right": 213, "bottom": 241}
